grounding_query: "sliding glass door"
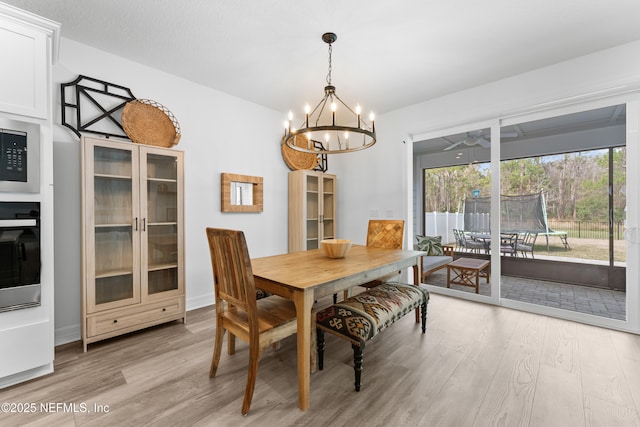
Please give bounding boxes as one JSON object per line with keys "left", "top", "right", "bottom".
{"left": 499, "top": 105, "right": 627, "bottom": 321}
{"left": 413, "top": 98, "right": 639, "bottom": 332}
{"left": 416, "top": 124, "right": 494, "bottom": 299}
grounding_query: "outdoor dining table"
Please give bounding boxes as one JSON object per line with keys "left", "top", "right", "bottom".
{"left": 468, "top": 232, "right": 520, "bottom": 253}
{"left": 468, "top": 232, "right": 492, "bottom": 253}
{"left": 251, "top": 244, "right": 424, "bottom": 411}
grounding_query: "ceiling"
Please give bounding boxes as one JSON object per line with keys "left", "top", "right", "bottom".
{"left": 4, "top": 0, "right": 640, "bottom": 118}
{"left": 415, "top": 104, "right": 627, "bottom": 159}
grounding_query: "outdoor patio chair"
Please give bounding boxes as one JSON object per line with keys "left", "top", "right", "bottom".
{"left": 500, "top": 233, "right": 519, "bottom": 256}
{"left": 452, "top": 229, "right": 465, "bottom": 251}
{"left": 460, "top": 231, "right": 486, "bottom": 253}
{"left": 518, "top": 232, "right": 538, "bottom": 258}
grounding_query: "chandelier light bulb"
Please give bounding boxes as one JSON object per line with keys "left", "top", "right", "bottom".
{"left": 304, "top": 104, "right": 310, "bottom": 127}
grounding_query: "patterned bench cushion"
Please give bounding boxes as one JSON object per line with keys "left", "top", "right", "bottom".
{"left": 316, "top": 282, "right": 429, "bottom": 346}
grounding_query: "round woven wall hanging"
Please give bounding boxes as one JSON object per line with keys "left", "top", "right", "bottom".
{"left": 281, "top": 134, "right": 320, "bottom": 170}
{"left": 122, "top": 99, "right": 181, "bottom": 147}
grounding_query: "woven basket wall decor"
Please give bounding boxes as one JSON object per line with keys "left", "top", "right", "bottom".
{"left": 281, "top": 134, "right": 320, "bottom": 170}
{"left": 122, "top": 99, "right": 181, "bottom": 147}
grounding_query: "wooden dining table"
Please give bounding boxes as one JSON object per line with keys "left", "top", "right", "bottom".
{"left": 251, "top": 244, "right": 424, "bottom": 411}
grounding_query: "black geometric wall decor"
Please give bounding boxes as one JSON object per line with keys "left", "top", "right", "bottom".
{"left": 313, "top": 140, "right": 328, "bottom": 172}
{"left": 60, "top": 75, "right": 136, "bottom": 139}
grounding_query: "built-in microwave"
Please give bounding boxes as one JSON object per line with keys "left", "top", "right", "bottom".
{"left": 0, "top": 201, "right": 41, "bottom": 312}
{"left": 0, "top": 118, "right": 39, "bottom": 194}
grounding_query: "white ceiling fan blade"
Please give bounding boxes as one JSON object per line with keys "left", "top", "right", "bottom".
{"left": 476, "top": 137, "right": 491, "bottom": 148}
{"left": 443, "top": 140, "right": 465, "bottom": 151}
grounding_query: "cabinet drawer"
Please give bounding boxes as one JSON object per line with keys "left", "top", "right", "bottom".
{"left": 86, "top": 298, "right": 184, "bottom": 338}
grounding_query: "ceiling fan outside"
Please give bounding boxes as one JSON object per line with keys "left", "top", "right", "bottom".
{"left": 443, "top": 136, "right": 490, "bottom": 151}
{"left": 443, "top": 131, "right": 518, "bottom": 151}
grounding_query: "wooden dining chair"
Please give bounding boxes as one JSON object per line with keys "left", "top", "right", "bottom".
{"left": 358, "top": 219, "right": 406, "bottom": 285}
{"left": 365, "top": 219, "right": 405, "bottom": 282}
{"left": 366, "top": 219, "right": 405, "bottom": 250}
{"left": 334, "top": 219, "right": 405, "bottom": 303}
{"left": 206, "top": 228, "right": 299, "bottom": 415}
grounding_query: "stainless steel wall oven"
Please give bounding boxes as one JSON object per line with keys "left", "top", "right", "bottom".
{"left": 0, "top": 201, "right": 41, "bottom": 312}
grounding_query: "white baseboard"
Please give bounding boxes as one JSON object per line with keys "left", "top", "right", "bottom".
{"left": 54, "top": 323, "right": 80, "bottom": 346}
{"left": 186, "top": 292, "right": 215, "bottom": 311}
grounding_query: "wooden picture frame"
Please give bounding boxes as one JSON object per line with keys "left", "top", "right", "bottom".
{"left": 221, "top": 173, "right": 263, "bottom": 212}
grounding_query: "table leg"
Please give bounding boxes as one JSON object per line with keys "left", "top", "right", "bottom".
{"left": 293, "top": 289, "right": 314, "bottom": 411}
{"left": 475, "top": 269, "right": 479, "bottom": 293}
{"left": 413, "top": 264, "right": 420, "bottom": 323}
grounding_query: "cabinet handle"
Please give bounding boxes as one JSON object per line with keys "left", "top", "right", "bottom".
{"left": 162, "top": 308, "right": 166, "bottom": 312}
{"left": 143, "top": 218, "right": 146, "bottom": 232}
{"left": 134, "top": 217, "right": 138, "bottom": 231}
{"left": 113, "top": 319, "right": 118, "bottom": 323}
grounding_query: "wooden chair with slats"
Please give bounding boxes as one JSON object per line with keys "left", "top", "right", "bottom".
{"left": 206, "top": 227, "right": 299, "bottom": 415}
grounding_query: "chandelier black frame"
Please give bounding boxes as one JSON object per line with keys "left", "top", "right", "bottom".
{"left": 283, "top": 32, "right": 376, "bottom": 154}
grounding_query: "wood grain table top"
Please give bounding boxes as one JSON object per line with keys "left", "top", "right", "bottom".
{"left": 252, "top": 244, "right": 424, "bottom": 293}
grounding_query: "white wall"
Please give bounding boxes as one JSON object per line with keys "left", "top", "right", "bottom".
{"left": 332, "top": 40, "right": 640, "bottom": 274}
{"left": 52, "top": 38, "right": 290, "bottom": 344}
{"left": 51, "top": 37, "right": 640, "bottom": 344}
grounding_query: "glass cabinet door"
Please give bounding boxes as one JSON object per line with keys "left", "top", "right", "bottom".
{"left": 305, "top": 173, "right": 320, "bottom": 249}
{"left": 86, "top": 142, "right": 140, "bottom": 313}
{"left": 140, "top": 148, "right": 183, "bottom": 300}
{"left": 321, "top": 175, "right": 335, "bottom": 240}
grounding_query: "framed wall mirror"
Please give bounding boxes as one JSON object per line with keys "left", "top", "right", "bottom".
{"left": 221, "top": 173, "right": 263, "bottom": 212}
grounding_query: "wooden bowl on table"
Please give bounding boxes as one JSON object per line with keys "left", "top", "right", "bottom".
{"left": 321, "top": 239, "right": 352, "bottom": 259}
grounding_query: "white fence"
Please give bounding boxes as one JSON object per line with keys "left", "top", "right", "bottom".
{"left": 424, "top": 212, "right": 490, "bottom": 243}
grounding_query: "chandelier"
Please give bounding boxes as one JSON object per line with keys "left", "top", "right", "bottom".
{"left": 283, "top": 32, "right": 376, "bottom": 154}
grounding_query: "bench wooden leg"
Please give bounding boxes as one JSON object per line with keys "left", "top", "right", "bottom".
{"left": 352, "top": 343, "right": 364, "bottom": 392}
{"left": 317, "top": 329, "right": 325, "bottom": 371}
{"left": 421, "top": 300, "right": 427, "bottom": 333}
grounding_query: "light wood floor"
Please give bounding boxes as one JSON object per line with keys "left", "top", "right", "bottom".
{"left": 2, "top": 293, "right": 640, "bottom": 426}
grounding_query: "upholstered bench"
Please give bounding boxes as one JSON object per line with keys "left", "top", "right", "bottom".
{"left": 316, "top": 281, "right": 429, "bottom": 391}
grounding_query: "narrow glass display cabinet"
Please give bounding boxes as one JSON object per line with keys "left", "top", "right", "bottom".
{"left": 81, "top": 136, "right": 185, "bottom": 351}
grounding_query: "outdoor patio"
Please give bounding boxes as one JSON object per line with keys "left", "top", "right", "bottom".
{"left": 424, "top": 268, "right": 626, "bottom": 320}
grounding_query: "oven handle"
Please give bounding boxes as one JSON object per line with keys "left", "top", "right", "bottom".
{"left": 0, "top": 219, "right": 37, "bottom": 227}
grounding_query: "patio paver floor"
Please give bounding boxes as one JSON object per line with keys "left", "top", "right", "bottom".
{"left": 425, "top": 269, "right": 626, "bottom": 320}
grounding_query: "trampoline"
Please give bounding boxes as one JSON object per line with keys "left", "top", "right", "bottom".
{"left": 463, "top": 192, "right": 569, "bottom": 251}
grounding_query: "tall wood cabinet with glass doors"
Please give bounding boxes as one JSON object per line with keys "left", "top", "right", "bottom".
{"left": 81, "top": 136, "right": 185, "bottom": 351}
{"left": 288, "top": 170, "right": 336, "bottom": 252}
